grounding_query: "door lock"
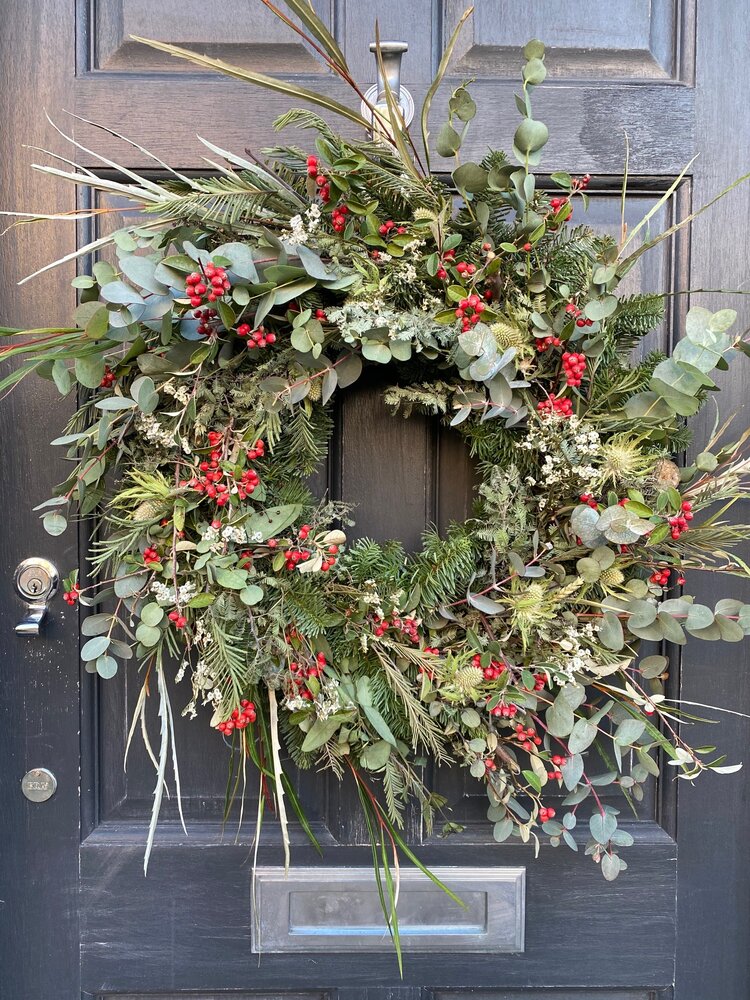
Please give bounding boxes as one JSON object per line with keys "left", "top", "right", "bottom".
{"left": 14, "top": 558, "right": 59, "bottom": 635}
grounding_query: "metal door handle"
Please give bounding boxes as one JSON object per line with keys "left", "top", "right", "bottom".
{"left": 14, "top": 558, "right": 59, "bottom": 636}
{"left": 361, "top": 40, "right": 414, "bottom": 134}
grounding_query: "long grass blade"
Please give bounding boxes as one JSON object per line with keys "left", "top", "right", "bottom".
{"left": 373, "top": 27, "right": 422, "bottom": 180}
{"left": 43, "top": 113, "right": 169, "bottom": 197}
{"left": 618, "top": 167, "right": 750, "bottom": 274}
{"left": 144, "top": 663, "right": 170, "bottom": 874}
{"left": 62, "top": 110, "right": 196, "bottom": 186}
{"left": 163, "top": 667, "right": 187, "bottom": 836}
{"left": 619, "top": 156, "right": 696, "bottom": 255}
{"left": 619, "top": 129, "right": 630, "bottom": 245}
{"left": 420, "top": 5, "right": 474, "bottom": 172}
{"left": 131, "top": 37, "right": 373, "bottom": 132}
{"left": 266, "top": 0, "right": 348, "bottom": 71}
{"left": 380, "top": 827, "right": 403, "bottom": 977}
{"left": 268, "top": 686, "right": 291, "bottom": 871}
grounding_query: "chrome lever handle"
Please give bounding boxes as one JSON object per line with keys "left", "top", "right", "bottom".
{"left": 14, "top": 558, "right": 59, "bottom": 637}
{"left": 15, "top": 602, "right": 48, "bottom": 636}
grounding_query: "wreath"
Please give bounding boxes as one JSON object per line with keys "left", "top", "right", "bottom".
{"left": 4, "top": 2, "right": 750, "bottom": 962}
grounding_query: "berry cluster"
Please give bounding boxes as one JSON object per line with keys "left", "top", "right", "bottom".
{"left": 579, "top": 492, "right": 599, "bottom": 510}
{"left": 536, "top": 335, "right": 562, "bottom": 353}
{"left": 456, "top": 261, "right": 477, "bottom": 277}
{"left": 216, "top": 699, "right": 256, "bottom": 735}
{"left": 289, "top": 653, "right": 327, "bottom": 701}
{"left": 548, "top": 754, "right": 566, "bottom": 781}
{"left": 515, "top": 722, "right": 543, "bottom": 752}
{"left": 668, "top": 501, "right": 693, "bottom": 539}
{"left": 537, "top": 394, "right": 573, "bottom": 418}
{"left": 526, "top": 672, "right": 547, "bottom": 692}
{"left": 237, "top": 323, "right": 277, "bottom": 349}
{"left": 143, "top": 546, "right": 161, "bottom": 566}
{"left": 191, "top": 450, "right": 227, "bottom": 503}
{"left": 564, "top": 302, "right": 594, "bottom": 330}
{"left": 167, "top": 608, "right": 188, "bottom": 629}
{"left": 378, "top": 218, "right": 406, "bottom": 237}
{"left": 236, "top": 467, "right": 260, "bottom": 500}
{"left": 549, "top": 195, "right": 569, "bottom": 212}
{"left": 484, "top": 757, "right": 497, "bottom": 772}
{"left": 194, "top": 307, "right": 218, "bottom": 337}
{"left": 284, "top": 546, "right": 312, "bottom": 570}
{"left": 418, "top": 646, "right": 440, "bottom": 678}
{"left": 650, "top": 566, "right": 671, "bottom": 587}
{"left": 562, "top": 351, "right": 587, "bottom": 386}
{"left": 100, "top": 366, "right": 116, "bottom": 389}
{"left": 490, "top": 701, "right": 518, "bottom": 718}
{"left": 472, "top": 653, "right": 506, "bottom": 680}
{"left": 186, "top": 263, "right": 230, "bottom": 307}
{"left": 539, "top": 805, "right": 557, "bottom": 823}
{"left": 373, "top": 614, "right": 420, "bottom": 642}
{"left": 63, "top": 582, "right": 81, "bottom": 606}
{"left": 307, "top": 155, "right": 331, "bottom": 202}
{"left": 246, "top": 439, "right": 265, "bottom": 461}
{"left": 331, "top": 204, "right": 348, "bottom": 234}
{"left": 455, "top": 293, "right": 487, "bottom": 331}
{"left": 436, "top": 247, "right": 455, "bottom": 281}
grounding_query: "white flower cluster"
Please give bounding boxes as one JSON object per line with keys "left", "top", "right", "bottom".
{"left": 327, "top": 299, "right": 454, "bottom": 351}
{"left": 221, "top": 524, "right": 247, "bottom": 544}
{"left": 150, "top": 579, "right": 197, "bottom": 605}
{"left": 136, "top": 414, "right": 176, "bottom": 449}
{"left": 162, "top": 379, "right": 191, "bottom": 405}
{"left": 285, "top": 677, "right": 352, "bottom": 720}
{"left": 522, "top": 415, "right": 601, "bottom": 498}
{"left": 287, "top": 203, "right": 322, "bottom": 243}
{"left": 551, "top": 621, "right": 599, "bottom": 681}
{"left": 200, "top": 524, "right": 224, "bottom": 553}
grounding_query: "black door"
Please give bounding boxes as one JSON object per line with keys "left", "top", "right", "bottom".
{"left": 1, "top": 1, "right": 748, "bottom": 998}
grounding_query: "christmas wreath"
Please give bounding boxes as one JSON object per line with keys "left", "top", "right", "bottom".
{"left": 4, "top": 1, "right": 750, "bottom": 962}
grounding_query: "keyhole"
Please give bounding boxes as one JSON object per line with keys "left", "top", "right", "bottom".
{"left": 27, "top": 578, "right": 43, "bottom": 596}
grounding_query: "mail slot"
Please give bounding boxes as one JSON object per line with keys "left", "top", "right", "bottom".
{"left": 252, "top": 866, "right": 525, "bottom": 953}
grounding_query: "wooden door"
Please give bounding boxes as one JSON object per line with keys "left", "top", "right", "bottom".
{"left": 1, "top": 1, "right": 748, "bottom": 997}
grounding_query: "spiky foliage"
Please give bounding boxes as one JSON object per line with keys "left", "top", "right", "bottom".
{"left": 408, "top": 525, "right": 478, "bottom": 609}
{"left": 610, "top": 293, "right": 666, "bottom": 352}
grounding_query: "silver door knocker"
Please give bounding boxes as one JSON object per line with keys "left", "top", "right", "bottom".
{"left": 361, "top": 40, "right": 414, "bottom": 138}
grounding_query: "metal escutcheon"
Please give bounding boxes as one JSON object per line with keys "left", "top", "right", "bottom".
{"left": 21, "top": 768, "right": 57, "bottom": 803}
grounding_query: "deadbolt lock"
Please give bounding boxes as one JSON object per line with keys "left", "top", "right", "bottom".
{"left": 14, "top": 558, "right": 59, "bottom": 635}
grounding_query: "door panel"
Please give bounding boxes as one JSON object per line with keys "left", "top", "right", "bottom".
{"left": 2, "top": 1, "right": 749, "bottom": 998}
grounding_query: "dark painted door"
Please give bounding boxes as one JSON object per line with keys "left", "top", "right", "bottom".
{"left": 1, "top": 2, "right": 748, "bottom": 998}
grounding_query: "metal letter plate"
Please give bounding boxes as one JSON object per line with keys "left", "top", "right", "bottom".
{"left": 252, "top": 866, "right": 525, "bottom": 953}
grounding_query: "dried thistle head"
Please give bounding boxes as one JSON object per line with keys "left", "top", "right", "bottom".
{"left": 598, "top": 434, "right": 655, "bottom": 485}
{"left": 452, "top": 665, "right": 485, "bottom": 696}
{"left": 599, "top": 567, "right": 625, "bottom": 590}
{"left": 491, "top": 319, "right": 533, "bottom": 357}
{"left": 133, "top": 499, "right": 167, "bottom": 521}
{"left": 507, "top": 581, "right": 557, "bottom": 649}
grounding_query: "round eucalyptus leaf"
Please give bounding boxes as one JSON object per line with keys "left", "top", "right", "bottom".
{"left": 513, "top": 119, "right": 549, "bottom": 154}
{"left": 95, "top": 655, "right": 119, "bottom": 679}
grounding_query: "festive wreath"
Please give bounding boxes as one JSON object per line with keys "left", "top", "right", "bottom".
{"left": 4, "top": 2, "right": 750, "bottom": 959}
